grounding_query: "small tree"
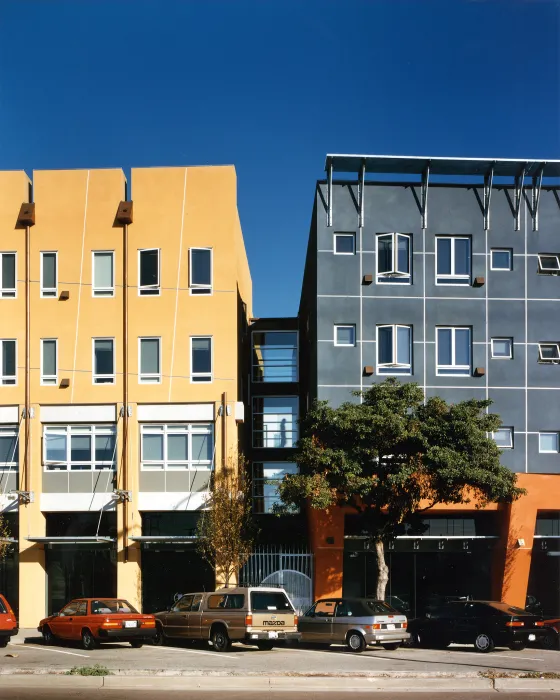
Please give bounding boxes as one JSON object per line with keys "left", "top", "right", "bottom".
{"left": 279, "top": 379, "right": 525, "bottom": 600}
{"left": 0, "top": 514, "right": 11, "bottom": 562}
{"left": 196, "top": 453, "right": 255, "bottom": 588}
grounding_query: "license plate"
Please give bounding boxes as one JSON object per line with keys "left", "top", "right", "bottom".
{"left": 124, "top": 620, "right": 138, "bottom": 628}
{"left": 386, "top": 624, "right": 395, "bottom": 630}
{"left": 528, "top": 634, "right": 536, "bottom": 641}
{"left": 268, "top": 631, "right": 279, "bottom": 639}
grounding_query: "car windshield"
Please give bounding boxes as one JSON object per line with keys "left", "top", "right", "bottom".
{"left": 90, "top": 599, "right": 138, "bottom": 614}
{"left": 251, "top": 591, "right": 293, "bottom": 612}
{"left": 365, "top": 600, "right": 398, "bottom": 614}
{"left": 488, "top": 602, "right": 530, "bottom": 616}
{"left": 0, "top": 599, "right": 6, "bottom": 614}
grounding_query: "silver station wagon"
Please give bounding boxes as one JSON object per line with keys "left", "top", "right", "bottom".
{"left": 298, "top": 598, "right": 409, "bottom": 652}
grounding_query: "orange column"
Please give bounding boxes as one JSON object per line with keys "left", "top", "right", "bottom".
{"left": 308, "top": 506, "right": 345, "bottom": 600}
{"left": 498, "top": 499, "right": 538, "bottom": 607}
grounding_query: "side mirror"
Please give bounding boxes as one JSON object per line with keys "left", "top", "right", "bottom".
{"left": 51, "top": 612, "right": 60, "bottom": 617}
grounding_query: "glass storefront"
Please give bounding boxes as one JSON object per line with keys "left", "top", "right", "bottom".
{"left": 0, "top": 513, "right": 18, "bottom": 613}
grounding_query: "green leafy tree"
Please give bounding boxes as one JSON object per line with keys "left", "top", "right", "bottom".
{"left": 279, "top": 379, "right": 525, "bottom": 600}
{"left": 0, "top": 515, "right": 11, "bottom": 562}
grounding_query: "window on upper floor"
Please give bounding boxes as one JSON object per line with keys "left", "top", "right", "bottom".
{"left": 252, "top": 462, "right": 299, "bottom": 514}
{"left": 252, "top": 331, "right": 298, "bottom": 382}
{"left": 189, "top": 248, "right": 212, "bottom": 295}
{"left": 44, "top": 425, "right": 116, "bottom": 471}
{"left": 334, "top": 232, "right": 355, "bottom": 255}
{"left": 376, "top": 233, "right": 411, "bottom": 284}
{"left": 539, "top": 432, "right": 559, "bottom": 454}
{"left": 334, "top": 325, "right": 356, "bottom": 347}
{"left": 436, "top": 327, "right": 471, "bottom": 376}
{"left": 377, "top": 325, "right": 412, "bottom": 375}
{"left": 40, "top": 252, "right": 57, "bottom": 298}
{"left": 0, "top": 340, "right": 16, "bottom": 385}
{"left": 140, "top": 423, "right": 213, "bottom": 471}
{"left": 191, "top": 336, "right": 212, "bottom": 383}
{"left": 436, "top": 237, "right": 471, "bottom": 285}
{"left": 139, "top": 249, "right": 160, "bottom": 295}
{"left": 93, "top": 338, "right": 115, "bottom": 384}
{"left": 0, "top": 426, "right": 19, "bottom": 471}
{"left": 490, "top": 249, "right": 512, "bottom": 271}
{"left": 492, "top": 427, "right": 513, "bottom": 449}
{"left": 139, "top": 337, "right": 161, "bottom": 383}
{"left": 0, "top": 252, "right": 16, "bottom": 298}
{"left": 538, "top": 342, "right": 560, "bottom": 364}
{"left": 252, "top": 396, "right": 298, "bottom": 448}
{"left": 491, "top": 338, "right": 513, "bottom": 360}
{"left": 41, "top": 339, "right": 58, "bottom": 385}
{"left": 93, "top": 251, "right": 115, "bottom": 297}
{"left": 538, "top": 253, "right": 560, "bottom": 275}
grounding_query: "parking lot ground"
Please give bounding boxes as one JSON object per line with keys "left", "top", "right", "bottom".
{"left": 0, "top": 629, "right": 558, "bottom": 677}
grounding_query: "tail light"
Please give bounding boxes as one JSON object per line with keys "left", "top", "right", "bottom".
{"left": 294, "top": 615, "right": 298, "bottom": 626}
{"left": 245, "top": 614, "right": 253, "bottom": 626}
{"left": 364, "top": 624, "right": 381, "bottom": 630}
{"left": 101, "top": 621, "right": 120, "bottom": 628}
{"left": 402, "top": 622, "right": 408, "bottom": 629}
{"left": 506, "top": 621, "right": 525, "bottom": 627}
{"left": 536, "top": 621, "right": 545, "bottom": 627}
{"left": 142, "top": 619, "right": 156, "bottom": 628}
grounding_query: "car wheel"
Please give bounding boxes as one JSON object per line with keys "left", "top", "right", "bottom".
{"left": 211, "top": 626, "right": 231, "bottom": 652}
{"left": 542, "top": 631, "right": 559, "bottom": 650}
{"left": 152, "top": 624, "right": 167, "bottom": 646}
{"left": 347, "top": 631, "right": 367, "bottom": 653}
{"left": 130, "top": 641, "right": 143, "bottom": 649}
{"left": 0, "top": 638, "right": 8, "bottom": 648}
{"left": 474, "top": 633, "right": 494, "bottom": 653}
{"left": 382, "top": 642, "right": 400, "bottom": 650}
{"left": 256, "top": 641, "right": 274, "bottom": 651}
{"left": 413, "top": 631, "right": 431, "bottom": 648}
{"left": 81, "top": 628, "right": 98, "bottom": 651}
{"left": 508, "top": 641, "right": 526, "bottom": 651}
{"left": 42, "top": 626, "right": 55, "bottom": 646}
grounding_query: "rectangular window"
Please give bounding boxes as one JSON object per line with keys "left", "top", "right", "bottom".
{"left": 140, "top": 423, "right": 213, "bottom": 471}
{"left": 493, "top": 427, "right": 513, "bottom": 449}
{"left": 41, "top": 339, "right": 58, "bottom": 385}
{"left": 191, "top": 337, "right": 212, "bottom": 383}
{"left": 40, "top": 252, "right": 57, "bottom": 298}
{"left": 377, "top": 325, "right": 412, "bottom": 374}
{"left": 253, "top": 462, "right": 298, "bottom": 514}
{"left": 139, "top": 337, "right": 161, "bottom": 383}
{"left": 252, "top": 331, "right": 298, "bottom": 382}
{"left": 436, "top": 327, "right": 471, "bottom": 375}
{"left": 0, "top": 340, "right": 16, "bottom": 385}
{"left": 139, "top": 249, "right": 160, "bottom": 295}
{"left": 538, "top": 253, "right": 560, "bottom": 275}
{"left": 93, "top": 338, "right": 115, "bottom": 384}
{"left": 538, "top": 343, "right": 560, "bottom": 363}
{"left": 189, "top": 248, "right": 212, "bottom": 295}
{"left": 491, "top": 249, "right": 512, "bottom": 271}
{"left": 491, "top": 338, "right": 513, "bottom": 359}
{"left": 253, "top": 396, "right": 298, "bottom": 448}
{"left": 334, "top": 233, "right": 355, "bottom": 255}
{"left": 376, "top": 233, "right": 411, "bottom": 284}
{"left": 334, "top": 325, "right": 356, "bottom": 347}
{"left": 0, "top": 252, "right": 16, "bottom": 299}
{"left": 0, "top": 426, "right": 19, "bottom": 470}
{"left": 539, "top": 432, "right": 559, "bottom": 454}
{"left": 436, "top": 237, "right": 471, "bottom": 284}
{"left": 44, "top": 425, "right": 116, "bottom": 470}
{"left": 93, "top": 251, "right": 114, "bottom": 297}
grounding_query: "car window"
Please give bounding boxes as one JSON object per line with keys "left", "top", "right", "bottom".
{"left": 0, "top": 599, "right": 7, "bottom": 614}
{"left": 335, "top": 601, "right": 351, "bottom": 617}
{"left": 207, "top": 594, "right": 228, "bottom": 610}
{"left": 250, "top": 591, "right": 293, "bottom": 612}
{"left": 191, "top": 595, "right": 203, "bottom": 612}
{"left": 364, "top": 600, "right": 398, "bottom": 615}
{"left": 464, "top": 603, "right": 496, "bottom": 617}
{"left": 90, "top": 599, "right": 139, "bottom": 614}
{"left": 224, "top": 594, "right": 244, "bottom": 610}
{"left": 173, "top": 595, "right": 193, "bottom": 612}
{"left": 60, "top": 602, "right": 80, "bottom": 616}
{"left": 428, "top": 604, "right": 460, "bottom": 620}
{"left": 75, "top": 601, "right": 87, "bottom": 616}
{"left": 314, "top": 600, "right": 336, "bottom": 617}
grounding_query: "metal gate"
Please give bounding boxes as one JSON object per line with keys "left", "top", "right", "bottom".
{"left": 240, "top": 545, "right": 314, "bottom": 615}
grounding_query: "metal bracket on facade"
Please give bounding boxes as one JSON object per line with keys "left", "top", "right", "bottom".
{"left": 119, "top": 405, "right": 133, "bottom": 418}
{"left": 421, "top": 162, "right": 430, "bottom": 229}
{"left": 11, "top": 490, "right": 34, "bottom": 504}
{"left": 326, "top": 157, "right": 333, "bottom": 227}
{"left": 358, "top": 159, "right": 366, "bottom": 228}
{"left": 21, "top": 407, "right": 34, "bottom": 419}
{"left": 513, "top": 165, "right": 527, "bottom": 231}
{"left": 530, "top": 164, "right": 545, "bottom": 232}
{"left": 483, "top": 164, "right": 495, "bottom": 230}
{"left": 113, "top": 489, "right": 132, "bottom": 503}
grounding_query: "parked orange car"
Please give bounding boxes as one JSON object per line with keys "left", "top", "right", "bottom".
{"left": 38, "top": 598, "right": 156, "bottom": 650}
{"left": 0, "top": 594, "right": 18, "bottom": 648}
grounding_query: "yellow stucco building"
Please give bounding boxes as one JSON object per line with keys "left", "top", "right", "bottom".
{"left": 0, "top": 166, "right": 252, "bottom": 627}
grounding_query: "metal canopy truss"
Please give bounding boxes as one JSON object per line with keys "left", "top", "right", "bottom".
{"left": 344, "top": 535, "right": 498, "bottom": 540}
{"left": 513, "top": 165, "right": 527, "bottom": 231}
{"left": 421, "top": 162, "right": 430, "bottom": 230}
{"left": 26, "top": 536, "right": 115, "bottom": 544}
{"left": 483, "top": 164, "right": 495, "bottom": 230}
{"left": 358, "top": 159, "right": 366, "bottom": 227}
{"left": 530, "top": 165, "right": 545, "bottom": 231}
{"left": 326, "top": 157, "right": 333, "bottom": 227}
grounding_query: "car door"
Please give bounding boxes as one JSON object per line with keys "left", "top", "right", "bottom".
{"left": 187, "top": 595, "right": 203, "bottom": 639}
{"left": 70, "top": 601, "right": 88, "bottom": 639}
{"left": 332, "top": 600, "right": 352, "bottom": 644}
{"left": 453, "top": 602, "right": 481, "bottom": 643}
{"left": 165, "top": 595, "right": 193, "bottom": 638}
{"left": 300, "top": 600, "right": 336, "bottom": 643}
{"left": 51, "top": 601, "right": 80, "bottom": 639}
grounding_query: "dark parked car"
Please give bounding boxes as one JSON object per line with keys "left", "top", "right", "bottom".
{"left": 408, "top": 600, "right": 547, "bottom": 653}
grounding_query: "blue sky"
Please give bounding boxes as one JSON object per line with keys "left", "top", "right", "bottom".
{"left": 1, "top": 0, "right": 558, "bottom": 317}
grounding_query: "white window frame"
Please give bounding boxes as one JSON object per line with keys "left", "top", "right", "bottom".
{"left": 252, "top": 461, "right": 299, "bottom": 514}
{"left": 138, "top": 248, "right": 161, "bottom": 296}
{"left": 92, "top": 250, "right": 115, "bottom": 297}
{"left": 436, "top": 327, "right": 471, "bottom": 376}
{"left": 539, "top": 432, "right": 560, "bottom": 454}
{"left": 490, "top": 248, "right": 512, "bottom": 271}
{"left": 492, "top": 427, "right": 513, "bottom": 450}
{"left": 140, "top": 423, "right": 214, "bottom": 471}
{"left": 435, "top": 236, "right": 471, "bottom": 285}
{"left": 190, "top": 336, "right": 213, "bottom": 383}
{"left": 0, "top": 339, "right": 17, "bottom": 385}
{"left": 538, "top": 342, "right": 560, "bottom": 364}
{"left": 376, "top": 233, "right": 411, "bottom": 284}
{"left": 139, "top": 337, "right": 162, "bottom": 384}
{"left": 538, "top": 253, "right": 560, "bottom": 274}
{"left": 491, "top": 338, "right": 513, "bottom": 360}
{"left": 0, "top": 425, "right": 19, "bottom": 471}
{"left": 252, "top": 396, "right": 299, "bottom": 449}
{"left": 43, "top": 424, "right": 117, "bottom": 471}
{"left": 0, "top": 251, "right": 17, "bottom": 299}
{"left": 40, "top": 338, "right": 58, "bottom": 386}
{"left": 376, "top": 324, "right": 412, "bottom": 375}
{"left": 40, "top": 251, "right": 57, "bottom": 298}
{"left": 189, "top": 248, "right": 213, "bottom": 295}
{"left": 334, "top": 233, "right": 355, "bottom": 255}
{"left": 334, "top": 325, "right": 356, "bottom": 347}
{"left": 92, "top": 338, "right": 116, "bottom": 385}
